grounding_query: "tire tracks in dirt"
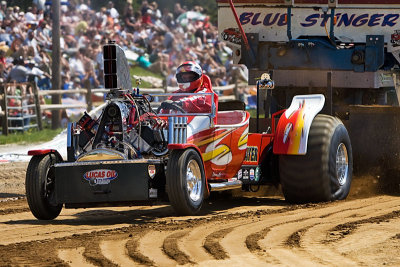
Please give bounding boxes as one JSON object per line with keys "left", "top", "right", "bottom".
{"left": 137, "top": 230, "right": 177, "bottom": 266}
{"left": 58, "top": 247, "right": 95, "bottom": 267}
{"left": 334, "top": 217, "right": 400, "bottom": 265}
{"left": 298, "top": 198, "right": 400, "bottom": 266}
{"left": 162, "top": 230, "right": 193, "bottom": 265}
{"left": 100, "top": 239, "right": 135, "bottom": 266}
{"left": 131, "top": 196, "right": 400, "bottom": 266}
{"left": 125, "top": 232, "right": 155, "bottom": 266}
{"left": 224, "top": 198, "right": 390, "bottom": 265}
{"left": 203, "top": 227, "right": 234, "bottom": 260}
{"left": 1, "top": 195, "right": 400, "bottom": 266}
{"left": 54, "top": 196, "right": 400, "bottom": 266}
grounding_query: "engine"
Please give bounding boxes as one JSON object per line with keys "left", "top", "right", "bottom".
{"left": 71, "top": 93, "right": 168, "bottom": 161}
{"left": 67, "top": 42, "right": 171, "bottom": 161}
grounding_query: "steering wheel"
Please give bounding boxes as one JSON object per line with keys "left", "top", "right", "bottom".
{"left": 157, "top": 101, "right": 186, "bottom": 113}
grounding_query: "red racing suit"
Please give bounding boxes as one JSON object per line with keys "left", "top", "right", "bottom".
{"left": 168, "top": 74, "right": 218, "bottom": 114}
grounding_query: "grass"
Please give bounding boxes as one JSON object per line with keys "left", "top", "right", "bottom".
{"left": 130, "top": 65, "right": 164, "bottom": 88}
{"left": 248, "top": 109, "right": 266, "bottom": 118}
{"left": 0, "top": 128, "right": 63, "bottom": 145}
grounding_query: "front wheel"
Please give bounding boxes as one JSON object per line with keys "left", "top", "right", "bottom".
{"left": 279, "top": 115, "right": 353, "bottom": 203}
{"left": 166, "top": 149, "right": 205, "bottom": 215}
{"left": 26, "top": 154, "right": 62, "bottom": 220}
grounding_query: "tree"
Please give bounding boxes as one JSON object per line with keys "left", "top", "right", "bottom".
{"left": 131, "top": 0, "right": 218, "bottom": 23}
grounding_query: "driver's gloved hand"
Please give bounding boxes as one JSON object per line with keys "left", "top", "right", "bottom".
{"left": 161, "top": 100, "right": 182, "bottom": 109}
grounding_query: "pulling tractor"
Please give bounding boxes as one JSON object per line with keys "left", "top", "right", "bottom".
{"left": 216, "top": 0, "right": 400, "bottom": 196}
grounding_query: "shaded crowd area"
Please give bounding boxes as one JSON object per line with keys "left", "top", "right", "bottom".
{"left": 0, "top": 0, "right": 247, "bottom": 92}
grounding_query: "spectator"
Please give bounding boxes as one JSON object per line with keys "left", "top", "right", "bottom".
{"left": 0, "top": 62, "right": 7, "bottom": 82}
{"left": 33, "top": 0, "right": 46, "bottom": 11}
{"left": 26, "top": 58, "right": 51, "bottom": 90}
{"left": 107, "top": 1, "right": 119, "bottom": 19}
{"left": 69, "top": 50, "right": 85, "bottom": 78}
{"left": 0, "top": 1, "right": 6, "bottom": 21}
{"left": 173, "top": 3, "right": 185, "bottom": 19}
{"left": 149, "top": 2, "right": 162, "bottom": 22}
{"left": 80, "top": 47, "right": 100, "bottom": 88}
{"left": 141, "top": 1, "right": 150, "bottom": 16}
{"left": 142, "top": 8, "right": 153, "bottom": 25}
{"left": 123, "top": 6, "right": 137, "bottom": 32}
{"left": 7, "top": 56, "right": 31, "bottom": 83}
{"left": 25, "top": 7, "right": 36, "bottom": 23}
{"left": 0, "top": 48, "right": 6, "bottom": 65}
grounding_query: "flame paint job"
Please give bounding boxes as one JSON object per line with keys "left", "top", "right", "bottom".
{"left": 274, "top": 102, "right": 305, "bottom": 154}
{"left": 185, "top": 112, "right": 250, "bottom": 179}
{"left": 274, "top": 94, "right": 325, "bottom": 155}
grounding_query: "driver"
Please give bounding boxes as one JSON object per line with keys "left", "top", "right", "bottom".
{"left": 159, "top": 61, "right": 218, "bottom": 114}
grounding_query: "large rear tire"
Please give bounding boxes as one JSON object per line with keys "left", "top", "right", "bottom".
{"left": 166, "top": 149, "right": 205, "bottom": 215}
{"left": 26, "top": 154, "right": 62, "bottom": 220}
{"left": 279, "top": 115, "right": 353, "bottom": 203}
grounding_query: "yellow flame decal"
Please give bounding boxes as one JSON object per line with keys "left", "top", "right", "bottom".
{"left": 202, "top": 144, "right": 230, "bottom": 162}
{"left": 288, "top": 108, "right": 305, "bottom": 154}
{"left": 238, "top": 132, "right": 248, "bottom": 148}
{"left": 196, "top": 129, "right": 232, "bottom": 147}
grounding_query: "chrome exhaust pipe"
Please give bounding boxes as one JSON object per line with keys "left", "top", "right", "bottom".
{"left": 209, "top": 180, "right": 242, "bottom": 192}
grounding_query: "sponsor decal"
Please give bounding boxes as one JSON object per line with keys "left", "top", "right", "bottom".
{"left": 244, "top": 146, "right": 258, "bottom": 162}
{"left": 148, "top": 165, "right": 156, "bottom": 179}
{"left": 149, "top": 188, "right": 158, "bottom": 198}
{"left": 238, "top": 169, "right": 243, "bottom": 179}
{"left": 250, "top": 168, "right": 255, "bottom": 181}
{"left": 221, "top": 28, "right": 242, "bottom": 45}
{"left": 212, "top": 172, "right": 225, "bottom": 178}
{"left": 391, "top": 30, "right": 400, "bottom": 46}
{"left": 83, "top": 169, "right": 118, "bottom": 186}
{"left": 243, "top": 169, "right": 249, "bottom": 180}
{"left": 255, "top": 167, "right": 261, "bottom": 182}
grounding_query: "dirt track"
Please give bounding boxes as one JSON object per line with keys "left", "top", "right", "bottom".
{"left": 0, "top": 162, "right": 399, "bottom": 266}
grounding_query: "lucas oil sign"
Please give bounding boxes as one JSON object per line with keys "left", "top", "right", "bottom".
{"left": 83, "top": 169, "right": 118, "bottom": 186}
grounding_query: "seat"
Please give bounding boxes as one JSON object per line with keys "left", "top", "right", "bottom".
{"left": 217, "top": 110, "right": 247, "bottom": 125}
{"left": 218, "top": 100, "right": 246, "bottom": 111}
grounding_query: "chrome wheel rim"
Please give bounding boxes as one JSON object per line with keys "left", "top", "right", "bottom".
{"left": 336, "top": 143, "right": 349, "bottom": 186}
{"left": 186, "top": 159, "right": 202, "bottom": 202}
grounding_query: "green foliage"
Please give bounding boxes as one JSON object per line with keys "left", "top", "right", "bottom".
{"left": 91, "top": 0, "right": 130, "bottom": 12}
{"left": 0, "top": 128, "right": 63, "bottom": 145}
{"left": 130, "top": 0, "right": 218, "bottom": 24}
{"left": 7, "top": 0, "right": 33, "bottom": 11}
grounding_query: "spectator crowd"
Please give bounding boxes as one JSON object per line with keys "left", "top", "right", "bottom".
{"left": 0, "top": 0, "right": 241, "bottom": 95}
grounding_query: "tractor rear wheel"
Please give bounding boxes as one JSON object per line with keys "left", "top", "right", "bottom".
{"left": 279, "top": 115, "right": 353, "bottom": 203}
{"left": 26, "top": 154, "right": 62, "bottom": 220}
{"left": 166, "top": 149, "right": 205, "bottom": 215}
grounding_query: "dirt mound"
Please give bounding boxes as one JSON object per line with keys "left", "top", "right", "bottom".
{"left": 0, "top": 162, "right": 28, "bottom": 198}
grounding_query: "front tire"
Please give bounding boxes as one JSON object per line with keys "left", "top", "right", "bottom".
{"left": 26, "top": 154, "right": 62, "bottom": 220}
{"left": 279, "top": 115, "right": 353, "bottom": 203}
{"left": 166, "top": 149, "right": 205, "bottom": 215}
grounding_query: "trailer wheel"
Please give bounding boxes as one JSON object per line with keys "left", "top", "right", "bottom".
{"left": 26, "top": 154, "right": 62, "bottom": 220}
{"left": 279, "top": 115, "right": 353, "bottom": 203}
{"left": 166, "top": 149, "right": 205, "bottom": 215}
